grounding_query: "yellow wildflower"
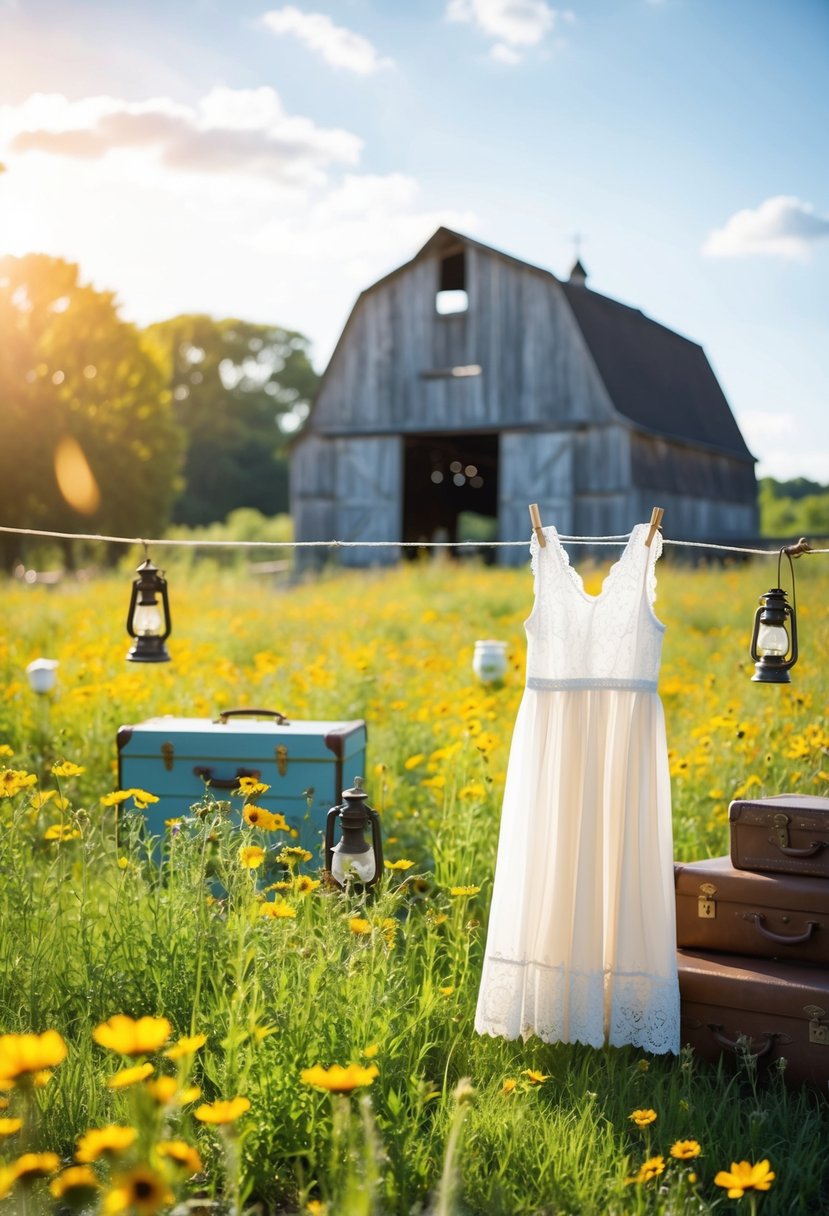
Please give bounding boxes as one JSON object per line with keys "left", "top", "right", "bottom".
{"left": 629, "top": 1108, "right": 657, "bottom": 1128}
{"left": 194, "top": 1096, "right": 251, "bottom": 1124}
{"left": 348, "top": 917, "right": 372, "bottom": 935}
{"left": 440, "top": 986, "right": 455, "bottom": 997}
{"left": 0, "top": 769, "right": 37, "bottom": 798}
{"left": 107, "top": 1062, "right": 155, "bottom": 1090}
{"left": 92, "top": 1015, "right": 171, "bottom": 1056}
{"left": 259, "top": 899, "right": 296, "bottom": 919}
{"left": 362, "top": 1044, "right": 379, "bottom": 1059}
{"left": 277, "top": 846, "right": 312, "bottom": 865}
{"left": 105, "top": 1166, "right": 173, "bottom": 1215}
{"left": 50, "top": 1166, "right": 100, "bottom": 1201}
{"left": 0, "top": 1117, "right": 22, "bottom": 1136}
{"left": 239, "top": 845, "right": 266, "bottom": 869}
{"left": 243, "top": 805, "right": 283, "bottom": 830}
{"left": 144, "top": 1076, "right": 178, "bottom": 1104}
{"left": 626, "top": 1155, "right": 665, "bottom": 1185}
{"left": 101, "top": 791, "right": 134, "bottom": 807}
{"left": 714, "top": 1159, "right": 775, "bottom": 1199}
{"left": 449, "top": 885, "right": 480, "bottom": 897}
{"left": 671, "top": 1140, "right": 702, "bottom": 1160}
{"left": 43, "top": 823, "right": 81, "bottom": 841}
{"left": 296, "top": 874, "right": 321, "bottom": 894}
{"left": 404, "top": 753, "right": 424, "bottom": 770}
{"left": 236, "top": 776, "right": 270, "bottom": 797}
{"left": 156, "top": 1140, "right": 203, "bottom": 1174}
{"left": 300, "top": 1063, "right": 379, "bottom": 1093}
{"left": 523, "top": 1069, "right": 550, "bottom": 1084}
{"left": 51, "top": 760, "right": 85, "bottom": 778}
{"left": 0, "top": 1030, "right": 67, "bottom": 1079}
{"left": 384, "top": 859, "right": 415, "bottom": 871}
{"left": 501, "top": 1078, "right": 517, "bottom": 1095}
{"left": 164, "top": 1033, "right": 206, "bottom": 1061}
{"left": 9, "top": 1152, "right": 61, "bottom": 1182}
{"left": 131, "top": 790, "right": 159, "bottom": 810}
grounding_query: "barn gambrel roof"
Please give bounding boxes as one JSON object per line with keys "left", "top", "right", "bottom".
{"left": 309, "top": 226, "right": 754, "bottom": 464}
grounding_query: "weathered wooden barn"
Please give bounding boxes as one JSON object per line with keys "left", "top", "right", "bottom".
{"left": 290, "top": 228, "right": 757, "bottom": 565}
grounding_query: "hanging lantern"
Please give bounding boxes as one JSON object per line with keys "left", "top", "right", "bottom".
{"left": 749, "top": 544, "right": 803, "bottom": 684}
{"left": 324, "top": 777, "right": 383, "bottom": 889}
{"left": 126, "top": 556, "right": 171, "bottom": 663}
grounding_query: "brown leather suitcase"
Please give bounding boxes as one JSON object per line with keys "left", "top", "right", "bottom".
{"left": 675, "top": 855, "right": 829, "bottom": 964}
{"left": 729, "top": 794, "right": 829, "bottom": 877}
{"left": 678, "top": 948, "right": 829, "bottom": 1089}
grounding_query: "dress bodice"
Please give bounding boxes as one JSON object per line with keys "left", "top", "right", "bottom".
{"left": 525, "top": 523, "right": 665, "bottom": 690}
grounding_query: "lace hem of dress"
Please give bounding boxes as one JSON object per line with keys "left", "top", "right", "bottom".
{"left": 475, "top": 955, "right": 679, "bottom": 1055}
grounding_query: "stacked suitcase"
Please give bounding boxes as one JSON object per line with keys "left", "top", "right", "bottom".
{"left": 675, "top": 795, "right": 829, "bottom": 1089}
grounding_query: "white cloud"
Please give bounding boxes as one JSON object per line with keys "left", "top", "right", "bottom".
{"left": 446, "top": 0, "right": 558, "bottom": 61}
{"left": 1, "top": 87, "right": 361, "bottom": 187}
{"left": 703, "top": 196, "right": 829, "bottom": 260}
{"left": 0, "top": 90, "right": 478, "bottom": 368}
{"left": 261, "top": 7, "right": 392, "bottom": 75}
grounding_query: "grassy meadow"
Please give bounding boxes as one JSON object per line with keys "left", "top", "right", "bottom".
{"left": 1, "top": 548, "right": 828, "bottom": 1215}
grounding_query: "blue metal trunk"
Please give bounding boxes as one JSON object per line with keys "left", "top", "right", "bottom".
{"left": 116, "top": 710, "right": 367, "bottom": 858}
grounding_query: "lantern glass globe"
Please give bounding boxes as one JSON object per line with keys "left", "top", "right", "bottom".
{"left": 132, "top": 602, "right": 164, "bottom": 636}
{"left": 757, "top": 623, "right": 788, "bottom": 657}
{"left": 331, "top": 848, "right": 377, "bottom": 885}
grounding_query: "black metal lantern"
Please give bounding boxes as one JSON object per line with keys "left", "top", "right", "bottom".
{"left": 126, "top": 556, "right": 171, "bottom": 663}
{"left": 324, "top": 777, "right": 383, "bottom": 889}
{"left": 749, "top": 543, "right": 804, "bottom": 684}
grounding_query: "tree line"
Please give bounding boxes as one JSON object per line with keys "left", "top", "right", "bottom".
{"left": 0, "top": 254, "right": 318, "bottom": 569}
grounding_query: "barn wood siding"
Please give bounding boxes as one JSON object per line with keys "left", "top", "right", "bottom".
{"left": 311, "top": 248, "right": 618, "bottom": 437}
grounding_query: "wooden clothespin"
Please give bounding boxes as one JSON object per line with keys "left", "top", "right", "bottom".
{"left": 645, "top": 507, "right": 664, "bottom": 548}
{"left": 529, "top": 503, "right": 546, "bottom": 548}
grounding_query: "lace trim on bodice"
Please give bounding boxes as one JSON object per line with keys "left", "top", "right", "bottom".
{"left": 529, "top": 523, "right": 662, "bottom": 612}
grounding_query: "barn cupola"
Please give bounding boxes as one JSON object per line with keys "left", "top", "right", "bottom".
{"left": 568, "top": 258, "right": 588, "bottom": 286}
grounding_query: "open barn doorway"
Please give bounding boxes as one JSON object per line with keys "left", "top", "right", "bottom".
{"left": 402, "top": 433, "right": 499, "bottom": 561}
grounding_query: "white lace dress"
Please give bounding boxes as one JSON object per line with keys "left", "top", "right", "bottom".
{"left": 475, "top": 523, "right": 680, "bottom": 1054}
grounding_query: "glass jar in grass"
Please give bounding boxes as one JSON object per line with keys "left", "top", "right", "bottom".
{"left": 473, "top": 640, "right": 507, "bottom": 684}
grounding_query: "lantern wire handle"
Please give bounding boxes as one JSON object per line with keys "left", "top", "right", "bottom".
{"left": 777, "top": 545, "right": 798, "bottom": 621}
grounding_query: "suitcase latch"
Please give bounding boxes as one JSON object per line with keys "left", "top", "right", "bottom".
{"left": 804, "top": 1005, "right": 829, "bottom": 1046}
{"left": 275, "top": 745, "right": 288, "bottom": 777}
{"left": 771, "top": 812, "right": 790, "bottom": 849}
{"left": 161, "top": 742, "right": 175, "bottom": 772}
{"left": 698, "top": 882, "right": 717, "bottom": 919}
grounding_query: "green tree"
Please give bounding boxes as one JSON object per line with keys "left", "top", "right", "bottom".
{"left": 144, "top": 316, "right": 318, "bottom": 526}
{"left": 759, "top": 477, "right": 829, "bottom": 537}
{"left": 0, "top": 254, "right": 185, "bottom": 567}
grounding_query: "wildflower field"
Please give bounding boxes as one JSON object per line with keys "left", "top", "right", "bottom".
{"left": 1, "top": 551, "right": 828, "bottom": 1215}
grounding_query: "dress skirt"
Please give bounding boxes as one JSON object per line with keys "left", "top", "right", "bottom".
{"left": 475, "top": 684, "right": 680, "bottom": 1055}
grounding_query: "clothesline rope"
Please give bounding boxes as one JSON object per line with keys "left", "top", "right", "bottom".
{"left": 1, "top": 523, "right": 827, "bottom": 557}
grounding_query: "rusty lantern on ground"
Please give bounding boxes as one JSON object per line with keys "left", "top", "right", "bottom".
{"left": 126, "top": 557, "right": 171, "bottom": 663}
{"left": 750, "top": 544, "right": 801, "bottom": 684}
{"left": 324, "top": 777, "right": 383, "bottom": 889}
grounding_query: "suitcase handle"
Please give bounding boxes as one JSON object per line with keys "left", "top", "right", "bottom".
{"left": 194, "top": 765, "right": 262, "bottom": 790}
{"left": 708, "top": 1024, "right": 775, "bottom": 1059}
{"left": 749, "top": 913, "right": 820, "bottom": 946}
{"left": 216, "top": 708, "right": 290, "bottom": 725}
{"left": 774, "top": 841, "right": 829, "bottom": 858}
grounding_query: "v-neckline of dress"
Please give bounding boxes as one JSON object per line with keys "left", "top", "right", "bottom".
{"left": 546, "top": 524, "right": 643, "bottom": 604}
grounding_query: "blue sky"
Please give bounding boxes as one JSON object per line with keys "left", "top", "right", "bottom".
{"left": 1, "top": 0, "right": 827, "bottom": 479}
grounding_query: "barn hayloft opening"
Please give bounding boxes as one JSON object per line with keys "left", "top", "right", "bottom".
{"left": 403, "top": 432, "right": 498, "bottom": 558}
{"left": 436, "top": 250, "right": 468, "bottom": 314}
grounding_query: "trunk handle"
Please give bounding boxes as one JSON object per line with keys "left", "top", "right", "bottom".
{"left": 774, "top": 840, "right": 829, "bottom": 858}
{"left": 708, "top": 1025, "right": 775, "bottom": 1058}
{"left": 215, "top": 708, "right": 290, "bottom": 725}
{"left": 194, "top": 765, "right": 261, "bottom": 790}
{"left": 749, "top": 913, "right": 819, "bottom": 946}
